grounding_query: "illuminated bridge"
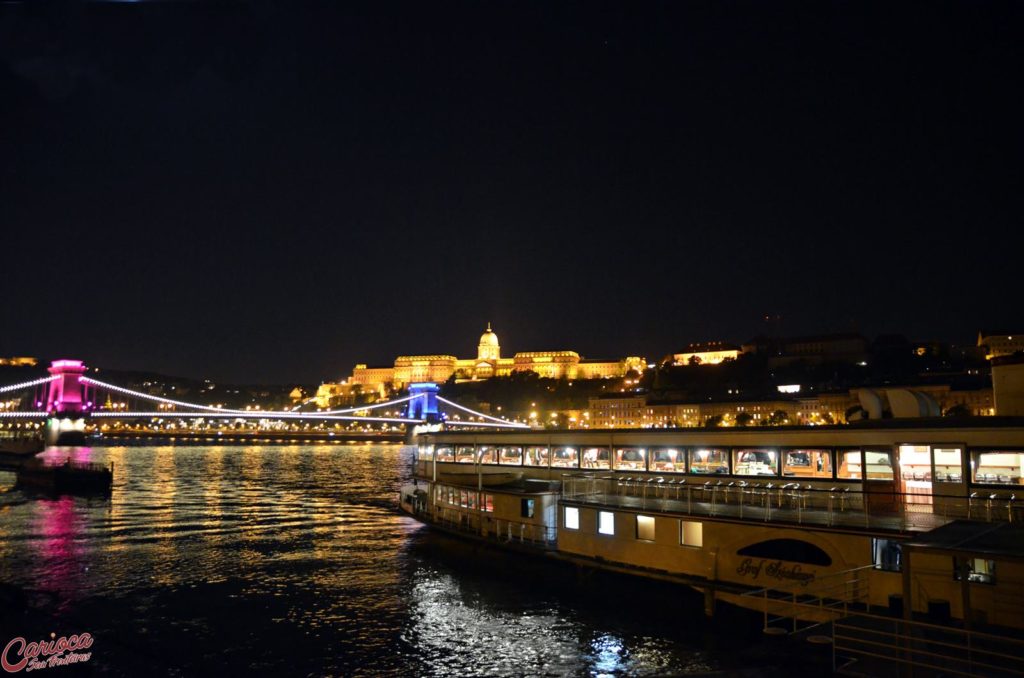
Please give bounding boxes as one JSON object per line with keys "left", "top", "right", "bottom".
{"left": 0, "top": 359, "right": 528, "bottom": 440}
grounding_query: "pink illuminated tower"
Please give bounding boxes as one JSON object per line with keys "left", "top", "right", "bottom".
{"left": 46, "top": 359, "right": 88, "bottom": 415}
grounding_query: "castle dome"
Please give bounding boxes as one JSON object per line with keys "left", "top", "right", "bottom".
{"left": 479, "top": 322, "right": 499, "bottom": 348}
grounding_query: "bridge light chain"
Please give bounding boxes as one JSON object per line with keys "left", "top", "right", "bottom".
{"left": 0, "top": 370, "right": 529, "bottom": 430}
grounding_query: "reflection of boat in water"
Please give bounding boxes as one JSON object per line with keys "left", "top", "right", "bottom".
{"left": 16, "top": 458, "right": 113, "bottom": 496}
{"left": 438, "top": 468, "right": 523, "bottom": 487}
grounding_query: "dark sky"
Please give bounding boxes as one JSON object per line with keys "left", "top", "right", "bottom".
{"left": 2, "top": 2, "right": 1021, "bottom": 384}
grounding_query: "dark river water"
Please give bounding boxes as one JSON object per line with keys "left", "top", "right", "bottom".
{"left": 0, "top": 444, "right": 798, "bottom": 676}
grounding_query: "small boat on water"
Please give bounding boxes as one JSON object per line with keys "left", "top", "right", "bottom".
{"left": 16, "top": 458, "right": 113, "bottom": 496}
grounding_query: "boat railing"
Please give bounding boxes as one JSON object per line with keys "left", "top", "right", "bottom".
{"left": 430, "top": 505, "right": 558, "bottom": 548}
{"left": 740, "top": 564, "right": 875, "bottom": 634}
{"left": 832, "top": 610, "right": 1024, "bottom": 677}
{"left": 559, "top": 473, "right": 1011, "bottom": 530}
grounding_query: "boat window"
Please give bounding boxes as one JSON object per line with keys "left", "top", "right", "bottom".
{"left": 499, "top": 446, "right": 523, "bottom": 466}
{"left": 734, "top": 449, "right": 779, "bottom": 476}
{"left": 524, "top": 446, "right": 549, "bottom": 467}
{"left": 636, "top": 515, "right": 655, "bottom": 541}
{"left": 899, "top": 445, "right": 931, "bottom": 481}
{"left": 865, "top": 449, "right": 894, "bottom": 480}
{"left": 564, "top": 506, "right": 579, "bottom": 530}
{"left": 477, "top": 446, "right": 498, "bottom": 464}
{"left": 551, "top": 447, "right": 579, "bottom": 468}
{"left": 953, "top": 557, "right": 996, "bottom": 584}
{"left": 782, "top": 449, "right": 832, "bottom": 478}
{"left": 598, "top": 511, "right": 615, "bottom": 535}
{"left": 972, "top": 450, "right": 1023, "bottom": 485}
{"left": 680, "top": 520, "right": 703, "bottom": 547}
{"left": 933, "top": 448, "right": 962, "bottom": 483}
{"left": 738, "top": 539, "right": 832, "bottom": 566}
{"left": 689, "top": 448, "right": 729, "bottom": 475}
{"left": 614, "top": 447, "right": 646, "bottom": 471}
{"left": 583, "top": 447, "right": 610, "bottom": 470}
{"left": 521, "top": 498, "right": 535, "bottom": 518}
{"left": 436, "top": 446, "right": 455, "bottom": 462}
{"left": 872, "top": 538, "right": 902, "bottom": 572}
{"left": 650, "top": 448, "right": 686, "bottom": 473}
{"left": 836, "top": 450, "right": 862, "bottom": 479}
{"left": 483, "top": 494, "right": 494, "bottom": 513}
{"left": 418, "top": 444, "right": 434, "bottom": 460}
{"left": 455, "top": 446, "right": 475, "bottom": 464}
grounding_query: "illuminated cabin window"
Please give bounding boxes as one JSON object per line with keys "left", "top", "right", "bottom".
{"left": 733, "top": 448, "right": 779, "bottom": 476}
{"left": 583, "top": 447, "right": 610, "bottom": 470}
{"left": 615, "top": 447, "right": 646, "bottom": 471}
{"left": 836, "top": 450, "right": 862, "bottom": 479}
{"left": 636, "top": 515, "right": 655, "bottom": 541}
{"left": 598, "top": 511, "right": 615, "bottom": 536}
{"left": 783, "top": 449, "right": 832, "bottom": 478}
{"left": 689, "top": 448, "right": 729, "bottom": 474}
{"left": 899, "top": 445, "right": 931, "bottom": 481}
{"left": 864, "top": 449, "right": 894, "bottom": 480}
{"left": 933, "top": 448, "right": 962, "bottom": 482}
{"left": 418, "top": 444, "right": 434, "bottom": 460}
{"left": 650, "top": 448, "right": 686, "bottom": 473}
{"left": 564, "top": 506, "right": 580, "bottom": 530}
{"left": 680, "top": 520, "right": 703, "bottom": 547}
{"left": 455, "top": 446, "right": 475, "bottom": 463}
{"left": 521, "top": 498, "right": 535, "bottom": 518}
{"left": 477, "top": 446, "right": 498, "bottom": 464}
{"left": 872, "top": 538, "right": 902, "bottom": 572}
{"left": 972, "top": 450, "right": 1023, "bottom": 485}
{"left": 483, "top": 494, "right": 494, "bottom": 512}
{"left": 954, "top": 557, "right": 996, "bottom": 584}
{"left": 499, "top": 446, "right": 523, "bottom": 466}
{"left": 552, "top": 447, "right": 579, "bottom": 468}
{"left": 436, "top": 446, "right": 455, "bottom": 462}
{"left": 524, "top": 446, "right": 549, "bottom": 466}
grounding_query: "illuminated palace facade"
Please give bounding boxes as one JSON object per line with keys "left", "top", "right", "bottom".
{"left": 350, "top": 324, "right": 645, "bottom": 392}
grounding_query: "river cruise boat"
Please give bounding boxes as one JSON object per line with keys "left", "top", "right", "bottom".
{"left": 401, "top": 418, "right": 1024, "bottom": 661}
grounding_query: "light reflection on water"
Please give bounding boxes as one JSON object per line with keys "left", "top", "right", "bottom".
{"left": 0, "top": 444, "right": 736, "bottom": 675}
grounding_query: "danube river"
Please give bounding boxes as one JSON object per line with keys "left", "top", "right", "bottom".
{"left": 0, "top": 444, "right": 792, "bottom": 676}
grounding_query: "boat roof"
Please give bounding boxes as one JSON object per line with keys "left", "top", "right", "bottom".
{"left": 909, "top": 521, "right": 1024, "bottom": 561}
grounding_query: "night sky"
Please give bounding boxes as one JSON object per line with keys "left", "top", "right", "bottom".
{"left": 2, "top": 2, "right": 1021, "bottom": 384}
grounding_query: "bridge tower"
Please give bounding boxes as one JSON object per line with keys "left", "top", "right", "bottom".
{"left": 406, "top": 382, "right": 440, "bottom": 422}
{"left": 45, "top": 359, "right": 89, "bottom": 445}
{"left": 46, "top": 359, "right": 88, "bottom": 414}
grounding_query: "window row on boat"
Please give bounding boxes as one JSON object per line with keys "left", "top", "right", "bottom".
{"left": 419, "top": 444, "right": 1024, "bottom": 486}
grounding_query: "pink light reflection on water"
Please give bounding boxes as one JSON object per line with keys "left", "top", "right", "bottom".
{"left": 36, "top": 445, "right": 94, "bottom": 466}
{"left": 29, "top": 494, "right": 86, "bottom": 610}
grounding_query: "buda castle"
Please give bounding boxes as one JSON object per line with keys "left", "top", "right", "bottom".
{"left": 348, "top": 324, "right": 645, "bottom": 393}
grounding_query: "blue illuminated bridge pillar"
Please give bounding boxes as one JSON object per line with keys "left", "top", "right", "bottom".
{"left": 406, "top": 383, "right": 440, "bottom": 422}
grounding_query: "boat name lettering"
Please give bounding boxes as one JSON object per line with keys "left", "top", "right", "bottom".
{"left": 736, "top": 558, "right": 816, "bottom": 586}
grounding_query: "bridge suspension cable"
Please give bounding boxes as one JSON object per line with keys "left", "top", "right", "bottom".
{"left": 436, "top": 396, "right": 529, "bottom": 428}
{"left": 90, "top": 411, "right": 423, "bottom": 424}
{"left": 81, "top": 377, "right": 421, "bottom": 417}
{"left": 0, "top": 375, "right": 58, "bottom": 394}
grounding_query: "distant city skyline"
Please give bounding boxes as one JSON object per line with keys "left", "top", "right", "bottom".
{"left": 2, "top": 3, "right": 1020, "bottom": 383}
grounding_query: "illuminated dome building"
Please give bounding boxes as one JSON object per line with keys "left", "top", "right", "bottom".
{"left": 349, "top": 324, "right": 644, "bottom": 393}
